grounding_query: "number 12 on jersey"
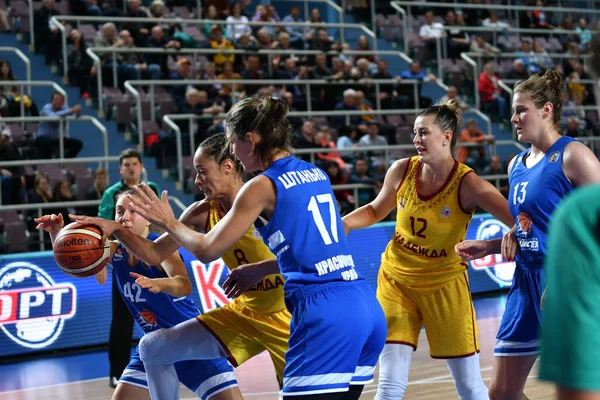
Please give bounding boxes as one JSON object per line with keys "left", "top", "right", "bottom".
{"left": 307, "top": 193, "right": 339, "bottom": 245}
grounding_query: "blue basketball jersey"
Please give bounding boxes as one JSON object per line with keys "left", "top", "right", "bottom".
{"left": 508, "top": 136, "right": 576, "bottom": 266}
{"left": 112, "top": 232, "right": 200, "bottom": 335}
{"left": 256, "top": 156, "right": 363, "bottom": 293}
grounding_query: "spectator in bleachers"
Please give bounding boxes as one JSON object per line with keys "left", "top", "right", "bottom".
{"left": 336, "top": 125, "right": 359, "bottom": 162}
{"left": 478, "top": 62, "right": 508, "bottom": 122}
{"left": 315, "top": 126, "right": 345, "bottom": 170}
{"left": 335, "top": 89, "right": 362, "bottom": 127}
{"left": 209, "top": 25, "right": 236, "bottom": 71}
{"left": 399, "top": 61, "right": 435, "bottom": 108}
{"left": 567, "top": 71, "right": 586, "bottom": 101}
{"left": 122, "top": 0, "right": 151, "bottom": 47}
{"left": 576, "top": 18, "right": 592, "bottom": 50}
{"left": 446, "top": 11, "right": 470, "bottom": 59}
{"left": 271, "top": 32, "right": 293, "bottom": 64}
{"left": 516, "top": 40, "right": 533, "bottom": 72}
{"left": 67, "top": 29, "right": 93, "bottom": 99}
{"left": 325, "top": 161, "right": 354, "bottom": 215}
{"left": 0, "top": 60, "right": 17, "bottom": 98}
{"left": 353, "top": 36, "right": 375, "bottom": 64}
{"left": 177, "top": 88, "right": 224, "bottom": 138}
{"left": 311, "top": 28, "right": 340, "bottom": 55}
{"left": 197, "top": 61, "right": 223, "bottom": 101}
{"left": 470, "top": 35, "right": 501, "bottom": 56}
{"left": 217, "top": 60, "right": 243, "bottom": 101}
{"left": 371, "top": 59, "right": 404, "bottom": 110}
{"left": 456, "top": 119, "right": 495, "bottom": 172}
{"left": 464, "top": 0, "right": 488, "bottom": 27}
{"left": 304, "top": 8, "right": 324, "bottom": 43}
{"left": 559, "top": 16, "right": 580, "bottom": 47}
{"left": 34, "top": 0, "right": 62, "bottom": 65}
{"left": 358, "top": 120, "right": 388, "bottom": 168}
{"left": 0, "top": 127, "right": 26, "bottom": 206}
{"left": 531, "top": 0, "right": 553, "bottom": 29}
{"left": 36, "top": 92, "right": 83, "bottom": 159}
{"left": 52, "top": 179, "right": 78, "bottom": 225}
{"left": 26, "top": 174, "right": 52, "bottom": 229}
{"left": 282, "top": 6, "right": 306, "bottom": 50}
{"left": 481, "top": 12, "right": 510, "bottom": 45}
{"left": 348, "top": 157, "right": 382, "bottom": 206}
{"left": 482, "top": 155, "right": 508, "bottom": 198}
{"left": 83, "top": 0, "right": 121, "bottom": 17}
{"left": 295, "top": 120, "right": 320, "bottom": 162}
{"left": 256, "top": 28, "right": 274, "bottom": 52}
{"left": 251, "top": 5, "right": 275, "bottom": 36}
{"left": 0, "top": 60, "right": 40, "bottom": 118}
{"left": 564, "top": 116, "right": 586, "bottom": 137}
{"left": 529, "top": 40, "right": 553, "bottom": 73}
{"left": 240, "top": 54, "right": 265, "bottom": 96}
{"left": 0, "top": 7, "right": 11, "bottom": 33}
{"left": 205, "top": 0, "right": 231, "bottom": 19}
{"left": 120, "top": 29, "right": 162, "bottom": 81}
{"left": 146, "top": 25, "right": 180, "bottom": 78}
{"left": 147, "top": 0, "right": 169, "bottom": 19}
{"left": 79, "top": 167, "right": 107, "bottom": 216}
{"left": 354, "top": 90, "right": 374, "bottom": 124}
{"left": 419, "top": 10, "right": 445, "bottom": 58}
{"left": 562, "top": 42, "right": 583, "bottom": 77}
{"left": 282, "top": 91, "right": 302, "bottom": 132}
{"left": 506, "top": 59, "right": 529, "bottom": 80}
{"left": 225, "top": 2, "right": 252, "bottom": 41}
{"left": 438, "top": 86, "right": 469, "bottom": 111}
{"left": 202, "top": 5, "right": 219, "bottom": 36}
{"left": 169, "top": 58, "right": 193, "bottom": 105}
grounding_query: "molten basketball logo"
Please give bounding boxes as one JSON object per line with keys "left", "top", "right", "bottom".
{"left": 0, "top": 262, "right": 76, "bottom": 349}
{"left": 469, "top": 219, "right": 516, "bottom": 287}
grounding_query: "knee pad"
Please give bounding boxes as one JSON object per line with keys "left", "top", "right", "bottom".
{"left": 138, "top": 328, "right": 168, "bottom": 365}
{"left": 374, "top": 343, "right": 414, "bottom": 400}
{"left": 446, "top": 353, "right": 489, "bottom": 400}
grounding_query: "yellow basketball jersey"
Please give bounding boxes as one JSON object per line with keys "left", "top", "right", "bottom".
{"left": 206, "top": 200, "right": 285, "bottom": 313}
{"left": 381, "top": 157, "right": 474, "bottom": 288}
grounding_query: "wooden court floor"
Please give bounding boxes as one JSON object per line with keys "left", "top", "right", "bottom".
{"left": 0, "top": 317, "right": 555, "bottom": 400}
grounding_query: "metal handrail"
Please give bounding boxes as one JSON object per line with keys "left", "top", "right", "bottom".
{"left": 0, "top": 116, "right": 109, "bottom": 170}
{"left": 26, "top": 0, "right": 34, "bottom": 50}
{"left": 125, "top": 77, "right": 425, "bottom": 146}
{"left": 392, "top": 0, "right": 600, "bottom": 13}
{"left": 0, "top": 48, "right": 32, "bottom": 95}
{"left": 50, "top": 14, "right": 376, "bottom": 79}
{"left": 162, "top": 115, "right": 184, "bottom": 189}
{"left": 92, "top": 46, "right": 411, "bottom": 115}
{"left": 460, "top": 53, "right": 479, "bottom": 109}
{"left": 390, "top": 2, "right": 410, "bottom": 51}
{"left": 0, "top": 156, "right": 120, "bottom": 168}
{"left": 0, "top": 81, "right": 68, "bottom": 123}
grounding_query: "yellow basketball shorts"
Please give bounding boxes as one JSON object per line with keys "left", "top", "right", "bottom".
{"left": 376, "top": 269, "right": 479, "bottom": 358}
{"left": 197, "top": 300, "right": 290, "bottom": 383}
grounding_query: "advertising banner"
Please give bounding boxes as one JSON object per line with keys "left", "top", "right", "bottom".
{"left": 0, "top": 214, "right": 514, "bottom": 357}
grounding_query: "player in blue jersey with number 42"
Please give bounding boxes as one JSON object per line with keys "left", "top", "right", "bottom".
{"left": 35, "top": 190, "right": 241, "bottom": 400}
{"left": 115, "top": 96, "right": 387, "bottom": 400}
{"left": 456, "top": 70, "right": 600, "bottom": 400}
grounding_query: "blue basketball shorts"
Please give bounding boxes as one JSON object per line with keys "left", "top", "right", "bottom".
{"left": 495, "top": 264, "right": 545, "bottom": 357}
{"left": 282, "top": 280, "right": 387, "bottom": 396}
{"left": 120, "top": 347, "right": 238, "bottom": 399}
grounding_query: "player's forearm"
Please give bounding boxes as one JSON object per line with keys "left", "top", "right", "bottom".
{"left": 164, "top": 219, "right": 211, "bottom": 263}
{"left": 486, "top": 238, "right": 503, "bottom": 254}
{"left": 154, "top": 276, "right": 192, "bottom": 297}
{"left": 343, "top": 204, "right": 380, "bottom": 231}
{"left": 249, "top": 258, "right": 280, "bottom": 276}
{"left": 113, "top": 227, "right": 171, "bottom": 266}
{"left": 49, "top": 231, "right": 60, "bottom": 245}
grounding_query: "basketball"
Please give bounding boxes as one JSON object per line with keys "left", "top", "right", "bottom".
{"left": 53, "top": 222, "right": 110, "bottom": 278}
{"left": 518, "top": 213, "right": 532, "bottom": 232}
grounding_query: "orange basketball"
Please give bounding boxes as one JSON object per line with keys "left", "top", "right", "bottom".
{"left": 140, "top": 310, "right": 157, "bottom": 325}
{"left": 53, "top": 222, "right": 110, "bottom": 278}
{"left": 517, "top": 213, "right": 532, "bottom": 232}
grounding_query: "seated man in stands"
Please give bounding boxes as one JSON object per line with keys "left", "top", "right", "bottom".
{"left": 35, "top": 92, "right": 83, "bottom": 159}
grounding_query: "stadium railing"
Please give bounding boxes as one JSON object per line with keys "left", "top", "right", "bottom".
{"left": 50, "top": 15, "right": 377, "bottom": 80}
{"left": 0, "top": 48, "right": 32, "bottom": 95}
{"left": 0, "top": 81, "right": 67, "bottom": 123}
{"left": 391, "top": 0, "right": 600, "bottom": 45}
{"left": 1, "top": 115, "right": 109, "bottom": 163}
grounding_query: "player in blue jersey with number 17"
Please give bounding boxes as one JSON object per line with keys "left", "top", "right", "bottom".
{"left": 456, "top": 70, "right": 600, "bottom": 400}
{"left": 119, "top": 96, "right": 387, "bottom": 400}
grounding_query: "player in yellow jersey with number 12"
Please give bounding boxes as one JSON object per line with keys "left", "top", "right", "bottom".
{"left": 73, "top": 133, "right": 289, "bottom": 389}
{"left": 343, "top": 100, "right": 515, "bottom": 400}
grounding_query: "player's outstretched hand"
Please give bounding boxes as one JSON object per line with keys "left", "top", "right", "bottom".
{"left": 96, "top": 267, "right": 108, "bottom": 285}
{"left": 131, "top": 272, "right": 162, "bottom": 293}
{"left": 223, "top": 264, "right": 265, "bottom": 299}
{"left": 128, "top": 184, "right": 176, "bottom": 230}
{"left": 34, "top": 213, "right": 64, "bottom": 233}
{"left": 501, "top": 225, "right": 518, "bottom": 261}
{"left": 69, "top": 214, "right": 121, "bottom": 243}
{"left": 455, "top": 240, "right": 489, "bottom": 261}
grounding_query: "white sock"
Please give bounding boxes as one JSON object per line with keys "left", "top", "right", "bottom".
{"left": 138, "top": 318, "right": 225, "bottom": 400}
{"left": 446, "top": 353, "right": 489, "bottom": 400}
{"left": 374, "top": 343, "right": 414, "bottom": 400}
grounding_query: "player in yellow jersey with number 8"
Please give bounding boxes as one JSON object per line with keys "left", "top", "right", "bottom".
{"left": 343, "top": 100, "right": 515, "bottom": 400}
{"left": 73, "top": 133, "right": 290, "bottom": 389}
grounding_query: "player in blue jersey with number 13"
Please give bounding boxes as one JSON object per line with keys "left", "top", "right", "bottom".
{"left": 119, "top": 96, "right": 387, "bottom": 400}
{"left": 456, "top": 70, "right": 600, "bottom": 400}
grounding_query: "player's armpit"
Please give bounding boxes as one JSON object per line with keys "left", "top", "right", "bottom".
{"left": 460, "top": 172, "right": 513, "bottom": 227}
